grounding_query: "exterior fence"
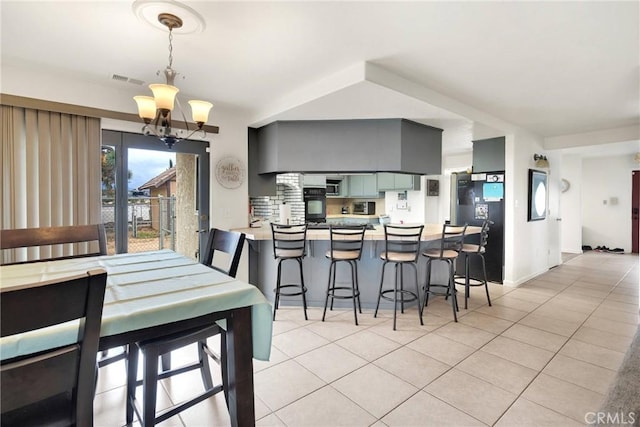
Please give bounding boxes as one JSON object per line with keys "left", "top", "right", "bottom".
{"left": 102, "top": 196, "right": 176, "bottom": 254}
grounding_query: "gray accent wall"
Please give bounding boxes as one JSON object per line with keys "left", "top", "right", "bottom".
{"left": 248, "top": 127, "right": 277, "bottom": 196}
{"left": 472, "top": 136, "right": 506, "bottom": 172}
{"left": 255, "top": 119, "right": 442, "bottom": 175}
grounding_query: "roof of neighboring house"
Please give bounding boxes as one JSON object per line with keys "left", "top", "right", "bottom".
{"left": 138, "top": 167, "right": 176, "bottom": 190}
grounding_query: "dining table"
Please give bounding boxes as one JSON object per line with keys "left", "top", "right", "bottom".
{"left": 0, "top": 249, "right": 273, "bottom": 427}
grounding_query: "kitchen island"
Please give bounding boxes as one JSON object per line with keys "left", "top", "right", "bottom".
{"left": 234, "top": 224, "right": 481, "bottom": 311}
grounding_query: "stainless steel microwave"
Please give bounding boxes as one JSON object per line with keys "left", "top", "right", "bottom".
{"left": 353, "top": 201, "right": 375, "bottom": 215}
{"left": 326, "top": 180, "right": 341, "bottom": 196}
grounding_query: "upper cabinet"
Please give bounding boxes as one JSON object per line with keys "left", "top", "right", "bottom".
{"left": 302, "top": 174, "right": 326, "bottom": 188}
{"left": 377, "top": 173, "right": 421, "bottom": 191}
{"left": 255, "top": 119, "right": 442, "bottom": 175}
{"left": 347, "top": 175, "right": 379, "bottom": 198}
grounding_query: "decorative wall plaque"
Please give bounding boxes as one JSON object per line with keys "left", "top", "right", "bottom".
{"left": 215, "top": 156, "right": 246, "bottom": 189}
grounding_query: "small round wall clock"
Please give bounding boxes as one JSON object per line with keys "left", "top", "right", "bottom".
{"left": 215, "top": 156, "right": 246, "bottom": 189}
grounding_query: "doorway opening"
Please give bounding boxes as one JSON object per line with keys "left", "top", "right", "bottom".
{"left": 632, "top": 170, "right": 639, "bottom": 253}
{"left": 101, "top": 131, "right": 210, "bottom": 260}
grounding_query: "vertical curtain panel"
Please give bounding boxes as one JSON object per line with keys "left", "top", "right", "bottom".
{"left": 1, "top": 105, "right": 101, "bottom": 263}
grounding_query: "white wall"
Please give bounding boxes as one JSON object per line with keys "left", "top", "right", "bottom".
{"left": 384, "top": 187, "right": 425, "bottom": 224}
{"left": 504, "top": 132, "right": 551, "bottom": 286}
{"left": 581, "top": 155, "right": 636, "bottom": 252}
{"left": 560, "top": 154, "right": 583, "bottom": 253}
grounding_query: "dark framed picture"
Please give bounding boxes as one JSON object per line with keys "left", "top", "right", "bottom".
{"left": 528, "top": 169, "right": 547, "bottom": 221}
{"left": 427, "top": 179, "right": 439, "bottom": 196}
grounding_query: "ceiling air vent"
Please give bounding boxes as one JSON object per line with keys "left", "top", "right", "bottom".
{"left": 110, "top": 73, "right": 145, "bottom": 86}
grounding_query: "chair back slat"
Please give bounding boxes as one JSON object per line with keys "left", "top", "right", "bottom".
{"left": 329, "top": 225, "right": 367, "bottom": 260}
{"left": 383, "top": 224, "right": 424, "bottom": 262}
{"left": 1, "top": 269, "right": 107, "bottom": 426}
{"left": 1, "top": 224, "right": 107, "bottom": 265}
{"left": 271, "top": 223, "right": 308, "bottom": 259}
{"left": 479, "top": 220, "right": 493, "bottom": 248}
{"left": 437, "top": 223, "right": 468, "bottom": 256}
{"left": 461, "top": 219, "right": 492, "bottom": 253}
{"left": 201, "top": 228, "right": 246, "bottom": 278}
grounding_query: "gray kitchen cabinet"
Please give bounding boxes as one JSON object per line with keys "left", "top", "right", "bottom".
{"left": 303, "top": 174, "right": 326, "bottom": 188}
{"left": 347, "top": 175, "right": 379, "bottom": 198}
{"left": 377, "top": 173, "right": 421, "bottom": 191}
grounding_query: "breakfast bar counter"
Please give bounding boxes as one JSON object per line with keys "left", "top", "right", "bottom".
{"left": 234, "top": 224, "right": 480, "bottom": 310}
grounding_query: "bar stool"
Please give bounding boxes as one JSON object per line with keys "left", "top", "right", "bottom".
{"left": 271, "top": 223, "right": 309, "bottom": 320}
{"left": 374, "top": 224, "right": 424, "bottom": 330}
{"left": 455, "top": 219, "right": 493, "bottom": 309}
{"left": 322, "top": 225, "right": 367, "bottom": 325}
{"left": 422, "top": 223, "right": 467, "bottom": 322}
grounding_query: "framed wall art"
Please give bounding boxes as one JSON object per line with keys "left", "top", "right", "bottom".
{"left": 528, "top": 169, "right": 547, "bottom": 221}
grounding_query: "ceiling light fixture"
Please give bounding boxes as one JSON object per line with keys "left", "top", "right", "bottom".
{"left": 133, "top": 12, "right": 212, "bottom": 149}
{"left": 533, "top": 154, "right": 549, "bottom": 168}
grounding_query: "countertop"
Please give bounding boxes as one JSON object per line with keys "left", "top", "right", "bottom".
{"left": 233, "top": 223, "right": 480, "bottom": 242}
{"left": 326, "top": 214, "right": 379, "bottom": 219}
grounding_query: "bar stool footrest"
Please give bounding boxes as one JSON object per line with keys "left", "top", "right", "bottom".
{"left": 453, "top": 275, "right": 486, "bottom": 287}
{"left": 423, "top": 285, "right": 454, "bottom": 297}
{"left": 327, "top": 286, "right": 360, "bottom": 300}
{"left": 379, "top": 289, "right": 419, "bottom": 303}
{"left": 274, "top": 283, "right": 307, "bottom": 297}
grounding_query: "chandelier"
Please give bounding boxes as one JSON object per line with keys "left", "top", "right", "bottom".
{"left": 133, "top": 13, "right": 212, "bottom": 149}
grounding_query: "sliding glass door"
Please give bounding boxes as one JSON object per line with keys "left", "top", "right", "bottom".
{"left": 101, "top": 130, "right": 210, "bottom": 260}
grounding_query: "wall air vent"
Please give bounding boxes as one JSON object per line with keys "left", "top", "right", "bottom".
{"left": 110, "top": 73, "right": 145, "bottom": 86}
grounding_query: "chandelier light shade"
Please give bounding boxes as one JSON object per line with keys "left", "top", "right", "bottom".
{"left": 133, "top": 12, "right": 212, "bottom": 148}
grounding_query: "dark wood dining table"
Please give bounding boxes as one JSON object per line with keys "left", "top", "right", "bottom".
{"left": 0, "top": 250, "right": 273, "bottom": 427}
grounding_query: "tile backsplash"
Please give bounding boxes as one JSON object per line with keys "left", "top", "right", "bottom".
{"left": 249, "top": 173, "right": 305, "bottom": 222}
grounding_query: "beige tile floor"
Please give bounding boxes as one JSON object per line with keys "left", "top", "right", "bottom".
{"left": 94, "top": 251, "right": 639, "bottom": 426}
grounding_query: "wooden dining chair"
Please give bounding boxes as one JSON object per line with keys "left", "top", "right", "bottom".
{"left": 0, "top": 224, "right": 107, "bottom": 265}
{"left": 126, "top": 228, "right": 246, "bottom": 426}
{"left": 0, "top": 224, "right": 127, "bottom": 370}
{"left": 1, "top": 269, "right": 108, "bottom": 426}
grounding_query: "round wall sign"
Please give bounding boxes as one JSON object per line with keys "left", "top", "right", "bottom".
{"left": 215, "top": 156, "right": 246, "bottom": 189}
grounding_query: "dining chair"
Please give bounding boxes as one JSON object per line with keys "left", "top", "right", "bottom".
{"left": 374, "top": 224, "right": 425, "bottom": 330}
{"left": 0, "top": 224, "right": 107, "bottom": 265}
{"left": 0, "top": 224, "right": 126, "bottom": 371}
{"left": 322, "top": 224, "right": 367, "bottom": 325}
{"left": 1, "top": 269, "right": 108, "bottom": 426}
{"left": 454, "top": 219, "right": 493, "bottom": 309}
{"left": 422, "top": 223, "right": 467, "bottom": 322}
{"left": 126, "top": 228, "right": 246, "bottom": 426}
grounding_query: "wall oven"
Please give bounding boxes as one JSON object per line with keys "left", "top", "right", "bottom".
{"left": 303, "top": 187, "right": 327, "bottom": 222}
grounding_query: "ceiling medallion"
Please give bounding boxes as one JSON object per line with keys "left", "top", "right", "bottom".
{"left": 132, "top": 0, "right": 206, "bottom": 34}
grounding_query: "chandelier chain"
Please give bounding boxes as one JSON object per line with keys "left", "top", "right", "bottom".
{"left": 167, "top": 28, "right": 174, "bottom": 69}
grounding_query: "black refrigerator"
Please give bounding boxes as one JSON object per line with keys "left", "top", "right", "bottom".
{"left": 450, "top": 172, "right": 505, "bottom": 283}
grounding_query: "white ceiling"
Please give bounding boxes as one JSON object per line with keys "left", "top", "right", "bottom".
{"left": 1, "top": 1, "right": 638, "bottom": 155}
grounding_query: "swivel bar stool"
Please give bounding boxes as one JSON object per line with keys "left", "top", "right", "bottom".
{"left": 422, "top": 223, "right": 467, "bottom": 322}
{"left": 374, "top": 224, "right": 424, "bottom": 330}
{"left": 322, "top": 225, "right": 367, "bottom": 325}
{"left": 271, "top": 223, "right": 309, "bottom": 320}
{"left": 455, "top": 219, "right": 493, "bottom": 309}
